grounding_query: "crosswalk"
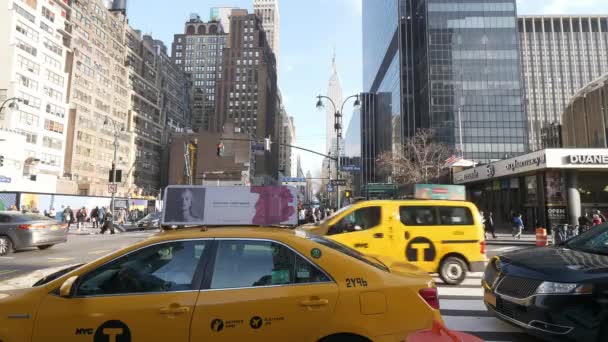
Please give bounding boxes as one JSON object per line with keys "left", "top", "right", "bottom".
{"left": 436, "top": 272, "right": 539, "bottom": 342}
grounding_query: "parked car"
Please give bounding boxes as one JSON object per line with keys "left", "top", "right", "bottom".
{"left": 136, "top": 212, "right": 161, "bottom": 230}
{"left": 483, "top": 223, "right": 608, "bottom": 341}
{"left": 0, "top": 211, "right": 68, "bottom": 256}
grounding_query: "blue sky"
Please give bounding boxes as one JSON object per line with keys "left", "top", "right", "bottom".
{"left": 127, "top": 0, "right": 608, "bottom": 176}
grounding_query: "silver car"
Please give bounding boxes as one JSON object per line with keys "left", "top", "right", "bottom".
{"left": 0, "top": 211, "right": 68, "bottom": 256}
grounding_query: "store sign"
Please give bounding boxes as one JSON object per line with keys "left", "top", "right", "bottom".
{"left": 505, "top": 155, "right": 546, "bottom": 173}
{"left": 568, "top": 155, "right": 608, "bottom": 165}
{"left": 415, "top": 184, "right": 465, "bottom": 201}
{"left": 547, "top": 206, "right": 568, "bottom": 225}
{"left": 162, "top": 186, "right": 298, "bottom": 226}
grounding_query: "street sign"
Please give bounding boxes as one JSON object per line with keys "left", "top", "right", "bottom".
{"left": 331, "top": 179, "right": 347, "bottom": 186}
{"left": 251, "top": 143, "right": 265, "bottom": 151}
{"left": 108, "top": 184, "right": 118, "bottom": 194}
{"left": 341, "top": 165, "right": 361, "bottom": 172}
{"left": 326, "top": 184, "right": 334, "bottom": 193}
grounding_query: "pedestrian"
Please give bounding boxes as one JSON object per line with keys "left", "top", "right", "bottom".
{"left": 512, "top": 213, "right": 524, "bottom": 239}
{"left": 298, "top": 207, "right": 306, "bottom": 225}
{"left": 76, "top": 207, "right": 87, "bottom": 231}
{"left": 594, "top": 210, "right": 607, "bottom": 223}
{"left": 592, "top": 214, "right": 603, "bottom": 227}
{"left": 62, "top": 206, "right": 73, "bottom": 230}
{"left": 98, "top": 206, "right": 106, "bottom": 226}
{"left": 49, "top": 207, "right": 56, "bottom": 220}
{"left": 91, "top": 206, "right": 100, "bottom": 229}
{"left": 100, "top": 210, "right": 115, "bottom": 234}
{"left": 484, "top": 212, "right": 497, "bottom": 239}
{"left": 43, "top": 209, "right": 49, "bottom": 217}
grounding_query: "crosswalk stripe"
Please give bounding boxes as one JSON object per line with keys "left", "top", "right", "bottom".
{"left": 440, "top": 299, "right": 487, "bottom": 311}
{"left": 0, "top": 270, "right": 16, "bottom": 276}
{"left": 444, "top": 316, "right": 523, "bottom": 333}
{"left": 434, "top": 277, "right": 482, "bottom": 286}
{"left": 438, "top": 286, "right": 484, "bottom": 298}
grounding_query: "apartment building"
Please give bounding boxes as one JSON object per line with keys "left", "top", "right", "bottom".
{"left": 215, "top": 9, "right": 280, "bottom": 184}
{"left": 279, "top": 109, "right": 295, "bottom": 177}
{"left": 172, "top": 14, "right": 227, "bottom": 132}
{"left": 64, "top": 0, "right": 132, "bottom": 196}
{"left": 0, "top": 0, "right": 72, "bottom": 177}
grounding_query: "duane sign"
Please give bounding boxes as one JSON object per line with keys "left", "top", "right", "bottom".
{"left": 569, "top": 155, "right": 608, "bottom": 165}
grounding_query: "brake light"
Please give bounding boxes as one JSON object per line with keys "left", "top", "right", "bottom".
{"left": 480, "top": 241, "right": 486, "bottom": 254}
{"left": 18, "top": 224, "right": 46, "bottom": 230}
{"left": 419, "top": 287, "right": 440, "bottom": 310}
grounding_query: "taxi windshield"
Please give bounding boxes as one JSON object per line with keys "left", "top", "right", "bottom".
{"left": 309, "top": 235, "right": 389, "bottom": 272}
{"left": 315, "top": 205, "right": 354, "bottom": 226}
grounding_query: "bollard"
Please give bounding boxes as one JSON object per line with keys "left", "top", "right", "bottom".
{"left": 536, "top": 228, "right": 548, "bottom": 247}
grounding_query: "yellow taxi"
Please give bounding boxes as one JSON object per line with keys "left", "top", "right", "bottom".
{"left": 0, "top": 227, "right": 442, "bottom": 342}
{"left": 300, "top": 200, "right": 486, "bottom": 285}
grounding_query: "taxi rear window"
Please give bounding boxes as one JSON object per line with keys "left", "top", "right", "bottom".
{"left": 400, "top": 206, "right": 473, "bottom": 226}
{"left": 309, "top": 236, "right": 389, "bottom": 272}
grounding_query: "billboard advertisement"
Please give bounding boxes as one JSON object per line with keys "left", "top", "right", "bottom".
{"left": 414, "top": 184, "right": 466, "bottom": 201}
{"left": 162, "top": 186, "right": 298, "bottom": 226}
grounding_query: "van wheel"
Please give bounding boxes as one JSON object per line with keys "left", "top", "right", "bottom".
{"left": 439, "top": 257, "right": 467, "bottom": 285}
{"left": 0, "top": 236, "right": 13, "bottom": 256}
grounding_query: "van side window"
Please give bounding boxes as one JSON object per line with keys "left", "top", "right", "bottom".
{"left": 328, "top": 207, "right": 381, "bottom": 235}
{"left": 438, "top": 207, "right": 474, "bottom": 225}
{"left": 399, "top": 207, "right": 436, "bottom": 226}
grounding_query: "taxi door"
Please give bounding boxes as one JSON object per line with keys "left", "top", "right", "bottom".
{"left": 393, "top": 205, "right": 446, "bottom": 273}
{"left": 190, "top": 239, "right": 339, "bottom": 342}
{"left": 31, "top": 240, "right": 210, "bottom": 341}
{"left": 324, "top": 204, "right": 391, "bottom": 255}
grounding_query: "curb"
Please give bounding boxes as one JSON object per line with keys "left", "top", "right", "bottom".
{"left": 486, "top": 240, "right": 538, "bottom": 246}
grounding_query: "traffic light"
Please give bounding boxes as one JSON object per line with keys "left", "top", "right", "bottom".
{"left": 0, "top": 155, "right": 3, "bottom": 167}
{"left": 216, "top": 143, "right": 224, "bottom": 157}
{"left": 344, "top": 190, "right": 351, "bottom": 199}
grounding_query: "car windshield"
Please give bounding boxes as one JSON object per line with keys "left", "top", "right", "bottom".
{"left": 315, "top": 205, "right": 354, "bottom": 226}
{"left": 565, "top": 224, "right": 608, "bottom": 255}
{"left": 308, "top": 235, "right": 389, "bottom": 272}
{"left": 141, "top": 212, "right": 161, "bottom": 221}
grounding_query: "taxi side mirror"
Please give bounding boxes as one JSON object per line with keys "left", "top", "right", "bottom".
{"left": 59, "top": 276, "right": 78, "bottom": 298}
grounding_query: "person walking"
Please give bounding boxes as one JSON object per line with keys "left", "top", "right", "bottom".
{"left": 98, "top": 207, "right": 106, "bottom": 226}
{"left": 49, "top": 207, "right": 56, "bottom": 220}
{"left": 100, "top": 210, "right": 115, "bottom": 234}
{"left": 298, "top": 207, "right": 306, "bottom": 225}
{"left": 594, "top": 210, "right": 607, "bottom": 223}
{"left": 76, "top": 207, "right": 87, "bottom": 231}
{"left": 91, "top": 206, "right": 100, "bottom": 229}
{"left": 62, "top": 206, "right": 73, "bottom": 231}
{"left": 592, "top": 214, "right": 603, "bottom": 227}
{"left": 512, "top": 213, "right": 524, "bottom": 239}
{"left": 484, "top": 212, "right": 497, "bottom": 239}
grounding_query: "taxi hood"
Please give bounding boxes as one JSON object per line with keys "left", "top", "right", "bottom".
{"left": 296, "top": 223, "right": 328, "bottom": 235}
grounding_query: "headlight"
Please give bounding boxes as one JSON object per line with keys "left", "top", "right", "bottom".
{"left": 536, "top": 281, "right": 593, "bottom": 295}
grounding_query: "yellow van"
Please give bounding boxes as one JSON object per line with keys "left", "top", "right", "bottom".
{"left": 300, "top": 200, "right": 486, "bottom": 285}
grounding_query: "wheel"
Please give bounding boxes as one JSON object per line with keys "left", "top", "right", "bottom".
{"left": 439, "top": 256, "right": 468, "bottom": 285}
{"left": 0, "top": 236, "right": 13, "bottom": 256}
{"left": 318, "top": 334, "right": 371, "bottom": 342}
{"left": 37, "top": 244, "right": 54, "bottom": 250}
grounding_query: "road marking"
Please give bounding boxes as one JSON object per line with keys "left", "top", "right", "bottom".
{"left": 438, "top": 286, "right": 484, "bottom": 298}
{"left": 0, "top": 256, "right": 15, "bottom": 259}
{"left": 443, "top": 316, "right": 523, "bottom": 333}
{"left": 47, "top": 257, "right": 74, "bottom": 263}
{"left": 0, "top": 270, "right": 17, "bottom": 276}
{"left": 440, "top": 299, "right": 488, "bottom": 311}
{"left": 88, "top": 250, "right": 111, "bottom": 255}
{"left": 434, "top": 277, "right": 482, "bottom": 286}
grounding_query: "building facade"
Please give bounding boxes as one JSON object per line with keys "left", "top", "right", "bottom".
{"left": 253, "top": 0, "right": 280, "bottom": 66}
{"left": 64, "top": 0, "right": 133, "bottom": 196}
{"left": 562, "top": 73, "right": 608, "bottom": 148}
{"left": 363, "top": 0, "right": 527, "bottom": 168}
{"left": 325, "top": 54, "right": 343, "bottom": 156}
{"left": 215, "top": 9, "right": 280, "bottom": 184}
{"left": 279, "top": 111, "right": 295, "bottom": 177}
{"left": 519, "top": 16, "right": 608, "bottom": 150}
{"left": 0, "top": 0, "right": 72, "bottom": 178}
{"left": 172, "top": 15, "right": 227, "bottom": 132}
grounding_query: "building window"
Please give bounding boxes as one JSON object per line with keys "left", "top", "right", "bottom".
{"left": 16, "top": 20, "right": 39, "bottom": 42}
{"left": 41, "top": 6, "right": 55, "bottom": 22}
{"left": 43, "top": 136, "right": 63, "bottom": 150}
{"left": 18, "top": 110, "right": 39, "bottom": 126}
{"left": 16, "top": 38, "right": 37, "bottom": 56}
{"left": 44, "top": 119, "right": 64, "bottom": 134}
{"left": 13, "top": 3, "right": 35, "bottom": 23}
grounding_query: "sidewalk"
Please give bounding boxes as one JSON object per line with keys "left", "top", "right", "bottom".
{"left": 485, "top": 233, "right": 548, "bottom": 246}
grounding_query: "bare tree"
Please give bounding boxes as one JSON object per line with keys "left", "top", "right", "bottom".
{"left": 376, "top": 129, "right": 452, "bottom": 185}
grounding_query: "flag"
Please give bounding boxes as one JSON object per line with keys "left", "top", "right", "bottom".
{"left": 444, "top": 155, "right": 463, "bottom": 168}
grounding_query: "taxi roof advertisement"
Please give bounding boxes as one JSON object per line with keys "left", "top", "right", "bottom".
{"left": 162, "top": 186, "right": 298, "bottom": 226}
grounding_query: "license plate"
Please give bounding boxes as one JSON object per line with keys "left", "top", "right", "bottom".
{"left": 484, "top": 291, "right": 497, "bottom": 307}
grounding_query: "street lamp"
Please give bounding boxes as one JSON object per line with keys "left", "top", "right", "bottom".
{"left": 0, "top": 97, "right": 24, "bottom": 114}
{"left": 315, "top": 94, "right": 361, "bottom": 209}
{"left": 104, "top": 118, "right": 125, "bottom": 218}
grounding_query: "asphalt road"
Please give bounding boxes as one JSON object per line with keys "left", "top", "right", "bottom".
{"left": 0, "top": 230, "right": 158, "bottom": 282}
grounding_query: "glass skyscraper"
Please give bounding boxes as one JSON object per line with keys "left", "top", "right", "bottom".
{"left": 363, "top": 0, "right": 528, "bottom": 164}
